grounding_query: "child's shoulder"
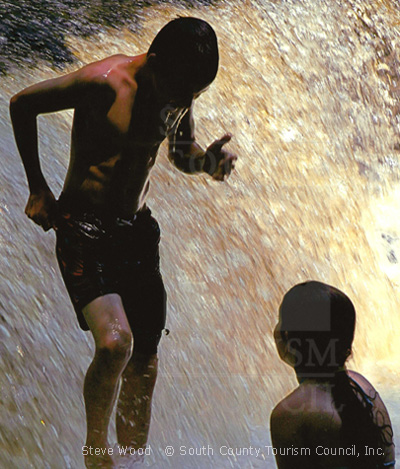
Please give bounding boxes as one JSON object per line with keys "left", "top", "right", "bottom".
{"left": 271, "top": 385, "right": 318, "bottom": 420}
{"left": 271, "top": 381, "right": 340, "bottom": 426}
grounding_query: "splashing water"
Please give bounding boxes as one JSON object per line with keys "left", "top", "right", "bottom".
{"left": 1, "top": 0, "right": 399, "bottom": 467}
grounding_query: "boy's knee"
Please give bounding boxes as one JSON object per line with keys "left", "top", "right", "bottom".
{"left": 98, "top": 329, "right": 133, "bottom": 363}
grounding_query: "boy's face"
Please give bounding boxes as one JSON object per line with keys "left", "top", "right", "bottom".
{"left": 146, "top": 52, "right": 215, "bottom": 108}
{"left": 154, "top": 72, "right": 211, "bottom": 108}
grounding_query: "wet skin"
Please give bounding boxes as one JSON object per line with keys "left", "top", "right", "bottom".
{"left": 10, "top": 53, "right": 236, "bottom": 228}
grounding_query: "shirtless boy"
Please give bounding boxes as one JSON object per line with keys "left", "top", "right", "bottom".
{"left": 10, "top": 17, "right": 236, "bottom": 467}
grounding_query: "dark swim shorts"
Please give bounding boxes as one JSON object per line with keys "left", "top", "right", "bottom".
{"left": 55, "top": 205, "right": 167, "bottom": 354}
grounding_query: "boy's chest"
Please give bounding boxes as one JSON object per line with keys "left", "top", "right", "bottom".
{"left": 73, "top": 95, "right": 186, "bottom": 161}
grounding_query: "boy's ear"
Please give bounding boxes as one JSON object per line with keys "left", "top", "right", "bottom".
{"left": 146, "top": 53, "right": 157, "bottom": 70}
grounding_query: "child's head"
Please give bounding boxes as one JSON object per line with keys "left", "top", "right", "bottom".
{"left": 148, "top": 17, "right": 219, "bottom": 104}
{"left": 274, "top": 281, "right": 356, "bottom": 378}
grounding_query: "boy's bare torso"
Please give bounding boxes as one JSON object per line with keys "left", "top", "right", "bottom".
{"left": 271, "top": 370, "right": 395, "bottom": 467}
{"left": 63, "top": 53, "right": 184, "bottom": 217}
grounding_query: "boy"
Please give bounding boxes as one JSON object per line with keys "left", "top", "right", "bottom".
{"left": 10, "top": 17, "right": 236, "bottom": 467}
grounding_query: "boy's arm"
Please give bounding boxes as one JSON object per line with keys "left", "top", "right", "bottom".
{"left": 167, "top": 103, "right": 236, "bottom": 181}
{"left": 9, "top": 68, "right": 97, "bottom": 231}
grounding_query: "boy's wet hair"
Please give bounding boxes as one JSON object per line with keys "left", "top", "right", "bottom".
{"left": 148, "top": 17, "right": 219, "bottom": 91}
{"left": 279, "top": 280, "right": 356, "bottom": 373}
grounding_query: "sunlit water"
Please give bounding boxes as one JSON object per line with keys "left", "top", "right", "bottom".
{"left": 1, "top": 0, "right": 399, "bottom": 467}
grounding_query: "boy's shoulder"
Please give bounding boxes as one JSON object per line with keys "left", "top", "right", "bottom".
{"left": 271, "top": 382, "right": 340, "bottom": 425}
{"left": 271, "top": 386, "right": 307, "bottom": 427}
{"left": 271, "top": 384, "right": 342, "bottom": 449}
{"left": 74, "top": 54, "right": 142, "bottom": 90}
{"left": 77, "top": 54, "right": 130, "bottom": 79}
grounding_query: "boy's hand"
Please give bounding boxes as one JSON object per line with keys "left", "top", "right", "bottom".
{"left": 25, "top": 189, "right": 58, "bottom": 231}
{"left": 204, "top": 134, "right": 237, "bottom": 181}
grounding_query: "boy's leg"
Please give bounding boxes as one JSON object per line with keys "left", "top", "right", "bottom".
{"left": 82, "top": 293, "right": 133, "bottom": 466}
{"left": 116, "top": 352, "right": 158, "bottom": 449}
{"left": 116, "top": 270, "right": 166, "bottom": 452}
{"left": 114, "top": 212, "right": 166, "bottom": 452}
